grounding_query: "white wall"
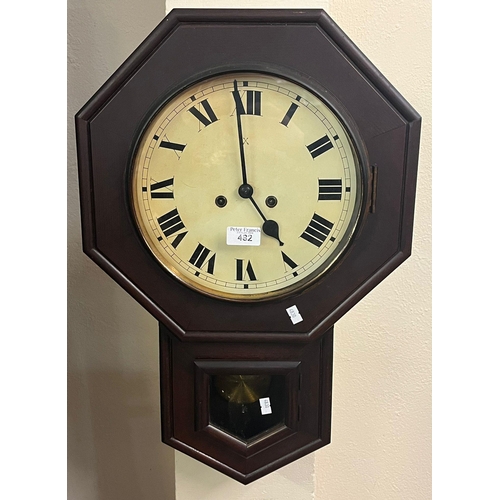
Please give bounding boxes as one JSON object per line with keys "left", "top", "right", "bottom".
{"left": 67, "top": 1, "right": 431, "bottom": 499}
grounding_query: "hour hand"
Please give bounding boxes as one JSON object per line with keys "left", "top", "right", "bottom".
{"left": 262, "top": 220, "right": 284, "bottom": 246}
{"left": 244, "top": 193, "right": 284, "bottom": 246}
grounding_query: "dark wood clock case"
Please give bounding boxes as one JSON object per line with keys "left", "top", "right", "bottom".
{"left": 75, "top": 9, "right": 420, "bottom": 484}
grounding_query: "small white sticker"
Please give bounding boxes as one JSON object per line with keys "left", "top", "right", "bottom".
{"left": 259, "top": 397, "right": 272, "bottom": 415}
{"left": 286, "top": 305, "right": 303, "bottom": 325}
{"left": 226, "top": 226, "right": 261, "bottom": 246}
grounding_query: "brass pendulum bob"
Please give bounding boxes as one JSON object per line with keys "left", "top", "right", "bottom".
{"left": 214, "top": 375, "right": 271, "bottom": 404}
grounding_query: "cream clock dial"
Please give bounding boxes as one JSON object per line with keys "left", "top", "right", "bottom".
{"left": 130, "top": 72, "right": 363, "bottom": 300}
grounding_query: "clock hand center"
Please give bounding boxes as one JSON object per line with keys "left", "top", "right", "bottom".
{"left": 238, "top": 183, "right": 253, "bottom": 199}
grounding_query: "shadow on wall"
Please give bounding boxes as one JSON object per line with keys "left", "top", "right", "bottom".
{"left": 68, "top": 367, "right": 175, "bottom": 499}
{"left": 67, "top": 0, "right": 175, "bottom": 498}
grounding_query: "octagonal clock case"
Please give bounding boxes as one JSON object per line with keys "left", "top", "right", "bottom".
{"left": 75, "top": 9, "right": 421, "bottom": 484}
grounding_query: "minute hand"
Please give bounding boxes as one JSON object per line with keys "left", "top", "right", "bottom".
{"left": 232, "top": 80, "right": 248, "bottom": 185}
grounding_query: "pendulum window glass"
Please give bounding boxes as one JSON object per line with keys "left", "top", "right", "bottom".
{"left": 209, "top": 374, "right": 286, "bottom": 441}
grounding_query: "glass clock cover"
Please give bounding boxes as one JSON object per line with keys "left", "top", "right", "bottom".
{"left": 130, "top": 72, "right": 363, "bottom": 301}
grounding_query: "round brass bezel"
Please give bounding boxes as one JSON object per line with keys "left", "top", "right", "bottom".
{"left": 130, "top": 70, "right": 366, "bottom": 302}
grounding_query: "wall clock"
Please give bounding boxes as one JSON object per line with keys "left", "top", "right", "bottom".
{"left": 76, "top": 9, "right": 420, "bottom": 484}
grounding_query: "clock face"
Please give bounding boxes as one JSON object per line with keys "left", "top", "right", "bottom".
{"left": 130, "top": 72, "right": 363, "bottom": 301}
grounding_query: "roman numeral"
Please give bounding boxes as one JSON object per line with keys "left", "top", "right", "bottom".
{"left": 306, "top": 135, "right": 334, "bottom": 159}
{"left": 281, "top": 252, "right": 298, "bottom": 277}
{"left": 171, "top": 231, "right": 188, "bottom": 249}
{"left": 236, "top": 259, "right": 257, "bottom": 281}
{"left": 150, "top": 178, "right": 174, "bottom": 199}
{"left": 159, "top": 140, "right": 186, "bottom": 152}
{"left": 318, "top": 179, "right": 342, "bottom": 200}
{"left": 189, "top": 244, "right": 216, "bottom": 275}
{"left": 157, "top": 208, "right": 186, "bottom": 238}
{"left": 232, "top": 88, "right": 262, "bottom": 115}
{"left": 280, "top": 103, "right": 299, "bottom": 127}
{"left": 188, "top": 99, "right": 218, "bottom": 128}
{"left": 300, "top": 213, "right": 334, "bottom": 247}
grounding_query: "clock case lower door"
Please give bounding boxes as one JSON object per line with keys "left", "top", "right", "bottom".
{"left": 159, "top": 324, "right": 333, "bottom": 484}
